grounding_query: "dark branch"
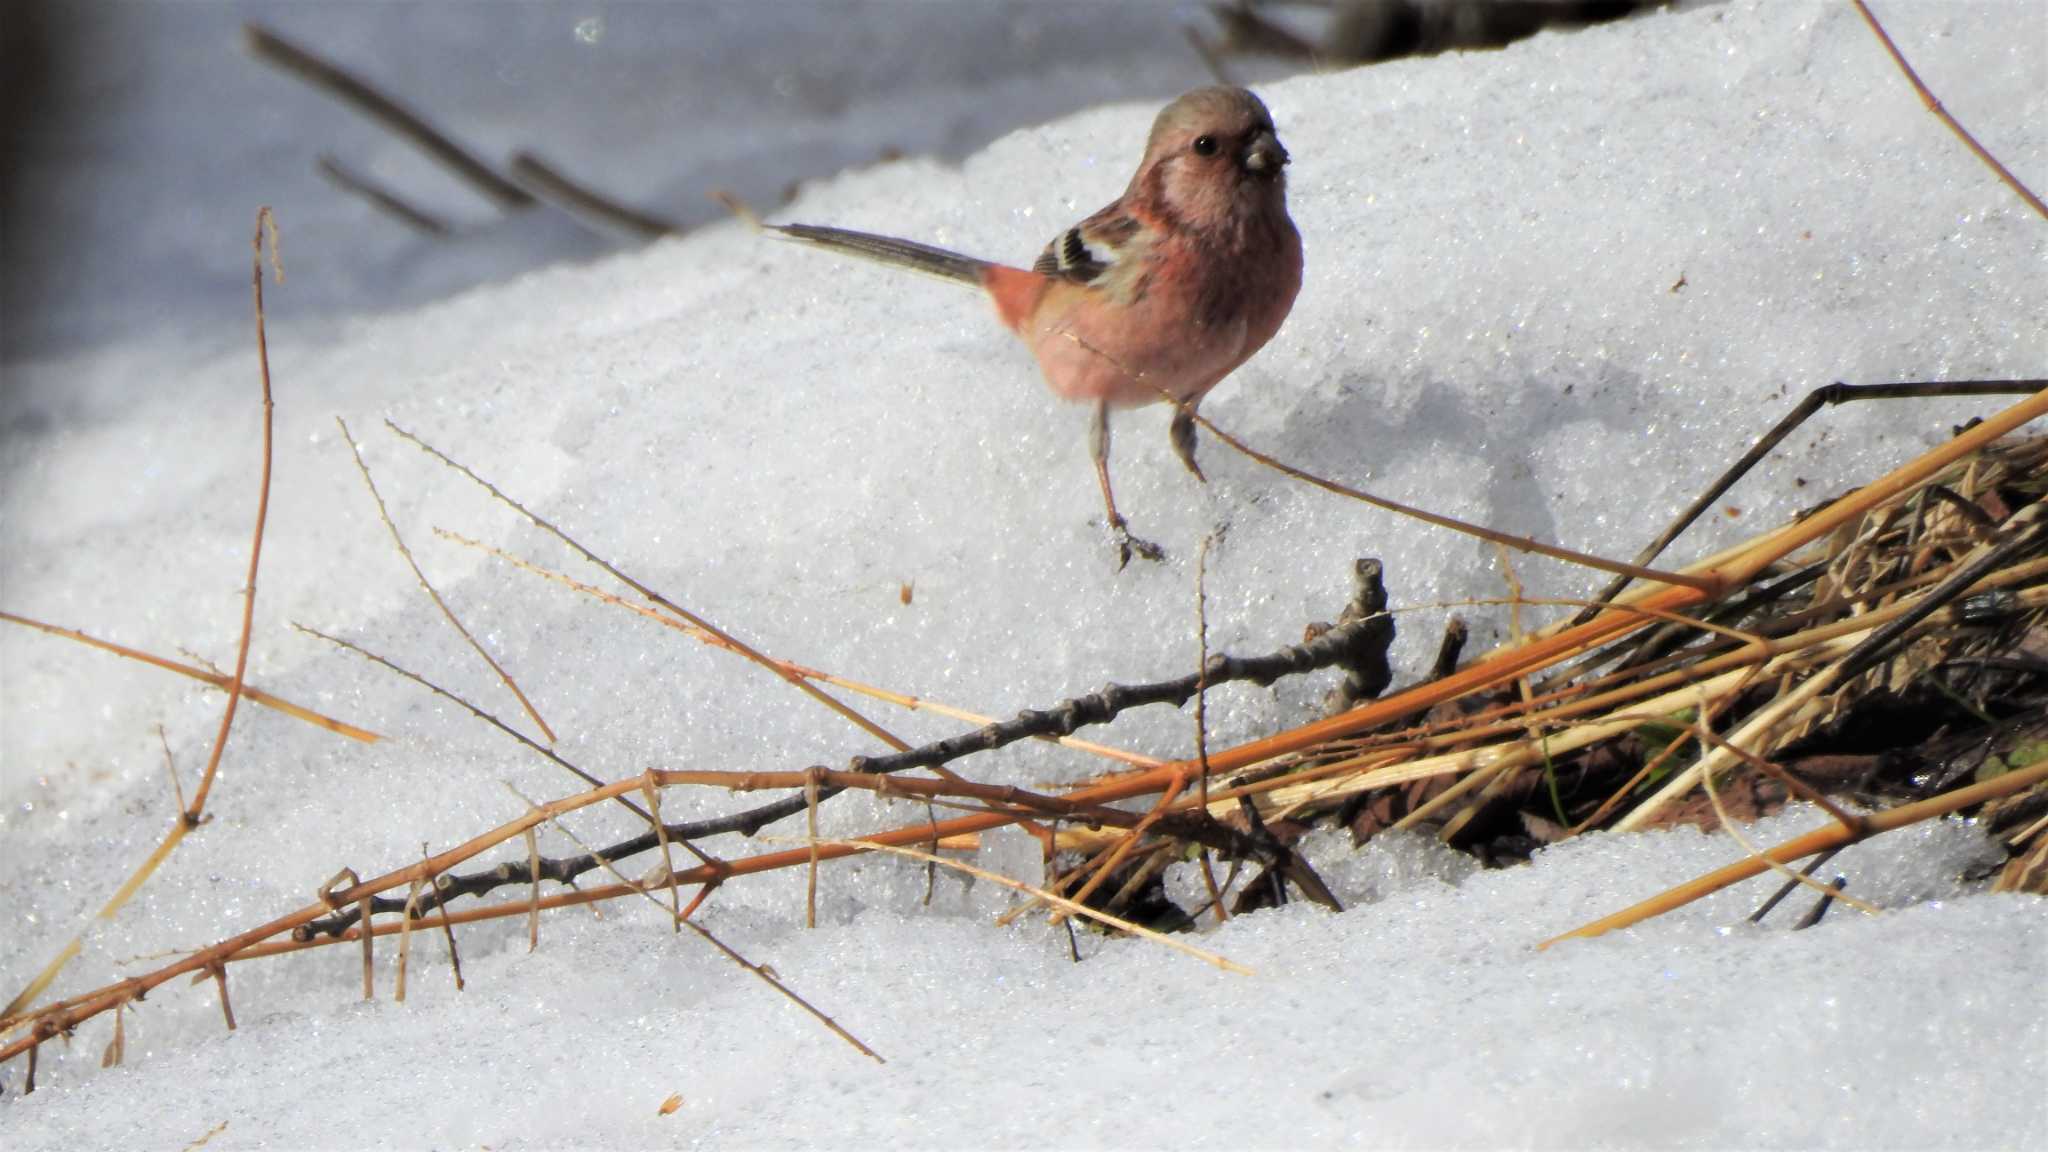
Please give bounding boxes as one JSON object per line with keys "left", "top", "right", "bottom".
{"left": 316, "top": 154, "right": 449, "bottom": 235}
{"left": 295, "top": 561, "right": 1399, "bottom": 939}
{"left": 243, "top": 23, "right": 533, "bottom": 211}
{"left": 508, "top": 152, "right": 678, "bottom": 240}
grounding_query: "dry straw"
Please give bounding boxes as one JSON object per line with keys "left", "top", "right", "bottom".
{"left": 4, "top": 5, "right": 2044, "bottom": 1092}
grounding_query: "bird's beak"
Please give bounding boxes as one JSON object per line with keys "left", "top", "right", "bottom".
{"left": 1242, "top": 131, "right": 1289, "bottom": 177}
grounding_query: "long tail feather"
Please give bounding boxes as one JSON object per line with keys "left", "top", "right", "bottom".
{"left": 771, "top": 223, "right": 992, "bottom": 287}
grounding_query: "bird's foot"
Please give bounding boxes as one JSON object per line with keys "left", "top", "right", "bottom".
{"left": 1109, "top": 517, "right": 1167, "bottom": 570}
{"left": 1169, "top": 409, "right": 1206, "bottom": 483}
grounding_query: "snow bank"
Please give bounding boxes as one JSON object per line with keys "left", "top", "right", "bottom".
{"left": 2, "top": 1, "right": 2042, "bottom": 1146}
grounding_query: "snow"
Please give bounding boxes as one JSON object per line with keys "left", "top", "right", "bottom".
{"left": 3, "top": 1, "right": 2045, "bottom": 1147}
{"left": 1, "top": 0, "right": 1225, "bottom": 359}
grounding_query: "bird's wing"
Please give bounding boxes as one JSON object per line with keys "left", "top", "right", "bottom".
{"left": 1031, "top": 205, "right": 1147, "bottom": 289}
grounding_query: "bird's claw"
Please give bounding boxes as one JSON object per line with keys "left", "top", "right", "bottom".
{"left": 1169, "top": 409, "right": 1206, "bottom": 483}
{"left": 1110, "top": 518, "right": 1167, "bottom": 570}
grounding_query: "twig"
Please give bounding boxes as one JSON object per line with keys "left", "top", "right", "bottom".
{"left": 0, "top": 210, "right": 283, "bottom": 1025}
{"left": 294, "top": 623, "right": 652, "bottom": 827}
{"left": 396, "top": 876, "right": 422, "bottom": 1001}
{"left": 1833, "top": 510, "right": 2044, "bottom": 683}
{"left": 509, "top": 786, "right": 882, "bottom": 1062}
{"left": 210, "top": 964, "right": 235, "bottom": 1031}
{"left": 336, "top": 417, "right": 557, "bottom": 743}
{"left": 1193, "top": 534, "right": 1226, "bottom": 922}
{"left": 1696, "top": 707, "right": 1883, "bottom": 918}
{"left": 158, "top": 725, "right": 186, "bottom": 812}
{"left": 1573, "top": 381, "right": 2045, "bottom": 624}
{"left": 805, "top": 768, "right": 823, "bottom": 930}
{"left": 290, "top": 551, "right": 1401, "bottom": 936}
{"left": 524, "top": 829, "right": 541, "bottom": 951}
{"left": 1693, "top": 725, "right": 1864, "bottom": 835}
{"left": 798, "top": 837, "right": 1252, "bottom": 976}
{"left": 387, "top": 420, "right": 910, "bottom": 754}
{"left": 1748, "top": 847, "right": 1843, "bottom": 924}
{"left": 1540, "top": 759, "right": 2048, "bottom": 948}
{"left": 1792, "top": 877, "right": 1848, "bottom": 930}
{"left": 508, "top": 151, "right": 678, "bottom": 240}
{"left": 99, "top": 1001, "right": 125, "bottom": 1068}
{"left": 437, "top": 526, "right": 1160, "bottom": 768}
{"left": 242, "top": 24, "right": 533, "bottom": 211}
{"left": 843, "top": 598, "right": 1401, "bottom": 781}
{"left": 642, "top": 774, "right": 682, "bottom": 931}
{"left": 426, "top": 848, "right": 465, "bottom": 992}
{"left": 187, "top": 207, "right": 282, "bottom": 820}
{"left": 358, "top": 898, "right": 375, "bottom": 1000}
{"left": 181, "top": 1120, "right": 230, "bottom": 1151}
{"left": 1851, "top": 1, "right": 2046, "bottom": 219}
{"left": 1430, "top": 617, "right": 1468, "bottom": 681}
{"left": 1181, "top": 400, "right": 1716, "bottom": 591}
{"left": 315, "top": 154, "right": 449, "bottom": 235}
{"left": 0, "top": 611, "right": 379, "bottom": 741}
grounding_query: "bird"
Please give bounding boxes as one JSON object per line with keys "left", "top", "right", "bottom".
{"left": 768, "top": 85, "right": 1303, "bottom": 568}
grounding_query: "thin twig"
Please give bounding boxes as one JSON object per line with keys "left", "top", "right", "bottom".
{"left": 805, "top": 768, "right": 823, "bottom": 930}
{"left": 0, "top": 611, "right": 379, "bottom": 741}
{"left": 642, "top": 774, "right": 682, "bottom": 931}
{"left": 1574, "top": 381, "right": 2045, "bottom": 624}
{"left": 508, "top": 151, "right": 678, "bottom": 240}
{"left": 425, "top": 847, "right": 465, "bottom": 992}
{"left": 524, "top": 829, "right": 541, "bottom": 951}
{"left": 181, "top": 1120, "right": 230, "bottom": 1151}
{"left": 210, "top": 964, "right": 235, "bottom": 1031}
{"left": 396, "top": 875, "right": 422, "bottom": 1001}
{"left": 1696, "top": 706, "right": 1883, "bottom": 918}
{"left": 358, "top": 898, "right": 375, "bottom": 1000}
{"left": 1540, "top": 761, "right": 2048, "bottom": 948}
{"left": 1748, "top": 848, "right": 1841, "bottom": 924}
{"left": 243, "top": 24, "right": 533, "bottom": 211}
{"left": 158, "top": 725, "right": 186, "bottom": 813}
{"left": 1193, "top": 534, "right": 1226, "bottom": 922}
{"left": 508, "top": 785, "right": 882, "bottom": 1062}
{"left": 0, "top": 210, "right": 282, "bottom": 1025}
{"left": 438, "top": 527, "right": 1161, "bottom": 768}
{"left": 387, "top": 421, "right": 909, "bottom": 754}
{"left": 291, "top": 550, "right": 1402, "bottom": 936}
{"left": 795, "top": 837, "right": 1251, "bottom": 976}
{"left": 315, "top": 154, "right": 450, "bottom": 235}
{"left": 1178, "top": 399, "right": 1715, "bottom": 591}
{"left": 1792, "top": 877, "right": 1848, "bottom": 930}
{"left": 187, "top": 207, "right": 282, "bottom": 819}
{"left": 1693, "top": 726, "right": 1864, "bottom": 835}
{"left": 1851, "top": 1, "right": 2046, "bottom": 220}
{"left": 336, "top": 416, "right": 557, "bottom": 743}
{"left": 295, "top": 622, "right": 652, "bottom": 827}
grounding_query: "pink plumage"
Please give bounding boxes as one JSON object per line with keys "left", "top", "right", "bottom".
{"left": 774, "top": 86, "right": 1303, "bottom": 567}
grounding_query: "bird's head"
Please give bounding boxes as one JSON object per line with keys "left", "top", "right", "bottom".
{"left": 1134, "top": 86, "right": 1290, "bottom": 231}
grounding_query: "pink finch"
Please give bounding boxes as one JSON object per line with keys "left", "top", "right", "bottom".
{"left": 775, "top": 86, "right": 1302, "bottom": 567}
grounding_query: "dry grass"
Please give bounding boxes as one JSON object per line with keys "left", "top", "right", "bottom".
{"left": 3, "top": 3, "right": 2044, "bottom": 1095}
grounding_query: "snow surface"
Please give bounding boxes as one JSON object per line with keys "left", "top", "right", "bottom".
{"left": 1, "top": 0, "right": 1231, "bottom": 359}
{"left": 2, "top": 1, "right": 2045, "bottom": 1147}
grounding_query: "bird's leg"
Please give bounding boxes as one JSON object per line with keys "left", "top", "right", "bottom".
{"left": 1091, "top": 401, "right": 1165, "bottom": 570}
{"left": 1169, "top": 402, "right": 1205, "bottom": 482}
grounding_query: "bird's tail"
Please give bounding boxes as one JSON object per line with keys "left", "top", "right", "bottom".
{"left": 771, "top": 223, "right": 992, "bottom": 288}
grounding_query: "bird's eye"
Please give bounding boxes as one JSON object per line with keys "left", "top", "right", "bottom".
{"left": 1192, "top": 135, "right": 1219, "bottom": 156}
